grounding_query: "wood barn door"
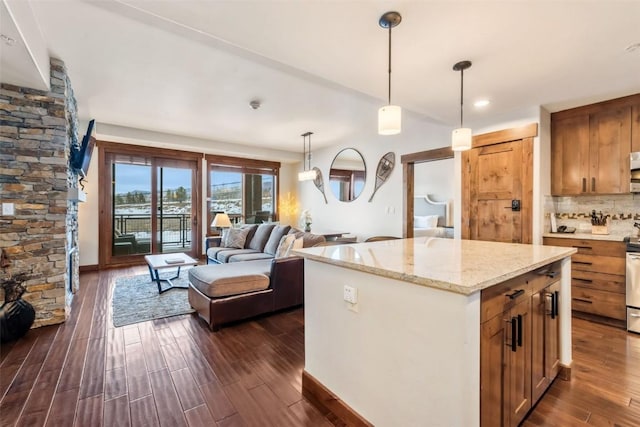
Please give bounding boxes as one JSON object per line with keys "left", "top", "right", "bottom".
{"left": 462, "top": 124, "right": 536, "bottom": 244}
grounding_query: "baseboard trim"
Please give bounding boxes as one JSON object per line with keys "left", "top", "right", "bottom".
{"left": 79, "top": 264, "right": 99, "bottom": 272}
{"left": 301, "top": 370, "right": 372, "bottom": 427}
{"left": 559, "top": 363, "right": 572, "bottom": 381}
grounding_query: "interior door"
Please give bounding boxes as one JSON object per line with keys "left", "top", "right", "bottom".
{"left": 463, "top": 140, "right": 530, "bottom": 243}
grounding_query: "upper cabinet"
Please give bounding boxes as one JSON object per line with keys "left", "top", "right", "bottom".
{"left": 551, "top": 94, "right": 640, "bottom": 196}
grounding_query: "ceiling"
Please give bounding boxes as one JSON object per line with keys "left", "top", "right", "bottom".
{"left": 2, "top": 0, "right": 640, "bottom": 153}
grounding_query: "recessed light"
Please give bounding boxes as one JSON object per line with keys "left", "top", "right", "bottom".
{"left": 474, "top": 99, "right": 490, "bottom": 108}
{"left": 625, "top": 43, "right": 640, "bottom": 53}
{"left": 249, "top": 99, "right": 261, "bottom": 110}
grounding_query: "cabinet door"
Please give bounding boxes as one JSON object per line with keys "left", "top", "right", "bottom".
{"left": 551, "top": 115, "right": 590, "bottom": 195}
{"left": 507, "top": 298, "right": 531, "bottom": 427}
{"left": 480, "top": 314, "right": 508, "bottom": 427}
{"left": 589, "top": 106, "right": 631, "bottom": 194}
{"left": 545, "top": 281, "right": 561, "bottom": 382}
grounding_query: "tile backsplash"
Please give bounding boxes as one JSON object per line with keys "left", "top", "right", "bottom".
{"left": 544, "top": 194, "right": 640, "bottom": 238}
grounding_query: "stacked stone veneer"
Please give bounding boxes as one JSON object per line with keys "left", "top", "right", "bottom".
{"left": 0, "top": 58, "right": 80, "bottom": 328}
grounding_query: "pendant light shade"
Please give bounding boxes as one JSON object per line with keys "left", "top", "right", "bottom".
{"left": 378, "top": 11, "right": 402, "bottom": 136}
{"left": 452, "top": 60, "right": 472, "bottom": 151}
{"left": 378, "top": 105, "right": 402, "bottom": 135}
{"left": 298, "top": 131, "right": 317, "bottom": 181}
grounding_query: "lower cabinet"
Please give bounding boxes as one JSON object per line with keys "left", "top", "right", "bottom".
{"left": 480, "top": 262, "right": 561, "bottom": 427}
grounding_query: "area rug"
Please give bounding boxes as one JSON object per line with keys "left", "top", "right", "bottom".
{"left": 112, "top": 272, "right": 195, "bottom": 327}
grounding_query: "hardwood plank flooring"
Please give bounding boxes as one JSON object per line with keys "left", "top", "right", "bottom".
{"left": 1, "top": 266, "right": 639, "bottom": 426}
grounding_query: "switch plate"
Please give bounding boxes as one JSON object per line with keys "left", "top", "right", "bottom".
{"left": 2, "top": 203, "right": 14, "bottom": 216}
{"left": 343, "top": 285, "right": 358, "bottom": 304}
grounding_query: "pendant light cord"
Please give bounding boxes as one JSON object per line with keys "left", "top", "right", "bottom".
{"left": 387, "top": 25, "right": 392, "bottom": 105}
{"left": 459, "top": 68, "right": 464, "bottom": 128}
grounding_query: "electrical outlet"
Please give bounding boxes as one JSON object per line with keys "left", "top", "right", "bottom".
{"left": 343, "top": 285, "right": 358, "bottom": 304}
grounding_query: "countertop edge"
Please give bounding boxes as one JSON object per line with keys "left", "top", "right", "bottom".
{"left": 295, "top": 248, "right": 577, "bottom": 296}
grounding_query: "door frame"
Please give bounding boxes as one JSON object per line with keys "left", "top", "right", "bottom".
{"left": 401, "top": 147, "right": 454, "bottom": 238}
{"left": 461, "top": 123, "right": 538, "bottom": 243}
{"left": 98, "top": 141, "right": 203, "bottom": 268}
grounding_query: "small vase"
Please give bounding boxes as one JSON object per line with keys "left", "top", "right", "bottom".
{"left": 304, "top": 223, "right": 311, "bottom": 232}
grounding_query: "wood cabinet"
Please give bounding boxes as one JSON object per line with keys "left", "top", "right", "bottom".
{"left": 480, "top": 262, "right": 561, "bottom": 427}
{"left": 543, "top": 237, "right": 626, "bottom": 327}
{"left": 551, "top": 94, "right": 640, "bottom": 196}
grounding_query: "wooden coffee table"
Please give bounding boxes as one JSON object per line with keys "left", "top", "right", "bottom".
{"left": 144, "top": 253, "right": 199, "bottom": 294}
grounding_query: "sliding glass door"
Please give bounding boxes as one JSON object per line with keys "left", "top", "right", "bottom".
{"left": 99, "top": 143, "right": 201, "bottom": 267}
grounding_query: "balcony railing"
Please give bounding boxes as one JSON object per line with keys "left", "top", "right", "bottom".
{"left": 114, "top": 213, "right": 191, "bottom": 250}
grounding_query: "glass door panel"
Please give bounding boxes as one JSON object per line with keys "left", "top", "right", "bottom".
{"left": 156, "top": 165, "right": 196, "bottom": 253}
{"left": 112, "top": 162, "right": 152, "bottom": 256}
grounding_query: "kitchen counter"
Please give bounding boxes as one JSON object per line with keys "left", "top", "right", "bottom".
{"left": 294, "top": 237, "right": 575, "bottom": 295}
{"left": 297, "top": 238, "right": 575, "bottom": 426}
{"left": 542, "top": 231, "right": 630, "bottom": 242}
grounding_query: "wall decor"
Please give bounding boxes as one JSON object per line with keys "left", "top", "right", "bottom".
{"left": 329, "top": 148, "right": 366, "bottom": 202}
{"left": 312, "top": 167, "right": 328, "bottom": 204}
{"left": 369, "top": 152, "right": 395, "bottom": 202}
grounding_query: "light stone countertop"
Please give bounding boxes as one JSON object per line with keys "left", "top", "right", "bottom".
{"left": 292, "top": 237, "right": 576, "bottom": 296}
{"left": 542, "top": 232, "right": 628, "bottom": 242}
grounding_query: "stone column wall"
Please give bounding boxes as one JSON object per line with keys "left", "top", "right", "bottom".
{"left": 0, "top": 58, "right": 80, "bottom": 328}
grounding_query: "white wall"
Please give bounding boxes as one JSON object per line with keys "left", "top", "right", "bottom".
{"left": 414, "top": 158, "right": 455, "bottom": 202}
{"left": 297, "top": 113, "right": 451, "bottom": 240}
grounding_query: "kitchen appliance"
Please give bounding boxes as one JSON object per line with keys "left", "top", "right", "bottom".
{"left": 631, "top": 152, "right": 640, "bottom": 193}
{"left": 626, "top": 234, "right": 640, "bottom": 333}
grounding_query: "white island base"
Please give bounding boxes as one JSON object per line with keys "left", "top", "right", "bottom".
{"left": 297, "top": 238, "right": 575, "bottom": 427}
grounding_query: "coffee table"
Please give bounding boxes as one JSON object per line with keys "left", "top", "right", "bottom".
{"left": 144, "top": 253, "right": 199, "bottom": 294}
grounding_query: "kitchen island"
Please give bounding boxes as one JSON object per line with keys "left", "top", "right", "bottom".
{"left": 293, "top": 237, "right": 576, "bottom": 427}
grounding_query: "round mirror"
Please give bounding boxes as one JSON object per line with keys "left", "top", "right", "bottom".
{"left": 329, "top": 148, "right": 366, "bottom": 202}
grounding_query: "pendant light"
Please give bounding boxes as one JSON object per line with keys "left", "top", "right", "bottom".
{"left": 298, "top": 131, "right": 317, "bottom": 181}
{"left": 452, "top": 60, "right": 472, "bottom": 151}
{"left": 378, "top": 11, "right": 402, "bottom": 136}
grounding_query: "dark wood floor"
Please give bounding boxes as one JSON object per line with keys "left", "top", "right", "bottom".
{"left": 1, "top": 267, "right": 639, "bottom": 426}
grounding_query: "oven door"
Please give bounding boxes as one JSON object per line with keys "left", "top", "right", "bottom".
{"left": 627, "top": 253, "right": 640, "bottom": 307}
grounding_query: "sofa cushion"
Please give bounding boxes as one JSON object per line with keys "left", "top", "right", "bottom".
{"left": 275, "top": 234, "right": 296, "bottom": 258}
{"left": 241, "top": 224, "right": 259, "bottom": 249}
{"left": 247, "top": 224, "right": 276, "bottom": 252}
{"left": 207, "top": 246, "right": 238, "bottom": 261}
{"left": 188, "top": 262, "right": 271, "bottom": 298}
{"left": 222, "top": 227, "right": 250, "bottom": 249}
{"left": 263, "top": 225, "right": 292, "bottom": 255}
{"left": 217, "top": 249, "right": 260, "bottom": 263}
{"left": 288, "top": 228, "right": 326, "bottom": 248}
{"left": 228, "top": 252, "right": 274, "bottom": 262}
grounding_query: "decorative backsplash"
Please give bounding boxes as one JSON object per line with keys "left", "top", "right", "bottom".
{"left": 544, "top": 194, "right": 640, "bottom": 237}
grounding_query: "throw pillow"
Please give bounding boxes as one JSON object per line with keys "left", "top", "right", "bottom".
{"left": 414, "top": 215, "right": 439, "bottom": 229}
{"left": 275, "top": 234, "right": 296, "bottom": 258}
{"left": 222, "top": 227, "right": 250, "bottom": 249}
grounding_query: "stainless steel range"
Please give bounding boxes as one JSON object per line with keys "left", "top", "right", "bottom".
{"left": 627, "top": 228, "right": 640, "bottom": 333}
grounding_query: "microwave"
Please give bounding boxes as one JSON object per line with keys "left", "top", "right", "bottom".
{"left": 632, "top": 152, "right": 640, "bottom": 193}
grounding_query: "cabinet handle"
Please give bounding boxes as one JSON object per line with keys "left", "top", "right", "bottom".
{"left": 572, "top": 297, "right": 592, "bottom": 304}
{"left": 546, "top": 271, "right": 558, "bottom": 279}
{"left": 572, "top": 246, "right": 593, "bottom": 250}
{"left": 511, "top": 317, "right": 517, "bottom": 352}
{"left": 630, "top": 313, "right": 640, "bottom": 318}
{"left": 505, "top": 289, "right": 525, "bottom": 300}
{"left": 554, "top": 291, "right": 559, "bottom": 318}
{"left": 592, "top": 177, "right": 596, "bottom": 192}
{"left": 517, "top": 314, "right": 523, "bottom": 347}
{"left": 573, "top": 278, "right": 593, "bottom": 283}
{"left": 573, "top": 261, "right": 593, "bottom": 266}
{"left": 582, "top": 178, "right": 586, "bottom": 192}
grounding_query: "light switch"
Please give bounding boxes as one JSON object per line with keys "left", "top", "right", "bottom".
{"left": 2, "top": 203, "right": 14, "bottom": 216}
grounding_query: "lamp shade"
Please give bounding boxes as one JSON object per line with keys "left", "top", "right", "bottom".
{"left": 298, "top": 169, "right": 317, "bottom": 181}
{"left": 378, "top": 105, "right": 402, "bottom": 135}
{"left": 211, "top": 213, "right": 232, "bottom": 228}
{"left": 451, "top": 127, "right": 472, "bottom": 151}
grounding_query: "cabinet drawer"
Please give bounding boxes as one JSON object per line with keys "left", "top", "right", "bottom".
{"left": 481, "top": 275, "right": 532, "bottom": 323}
{"left": 571, "top": 286, "right": 626, "bottom": 320}
{"left": 543, "top": 237, "right": 625, "bottom": 258}
{"left": 572, "top": 254, "right": 626, "bottom": 275}
{"left": 572, "top": 270, "right": 625, "bottom": 294}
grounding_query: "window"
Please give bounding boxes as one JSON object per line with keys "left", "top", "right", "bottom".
{"left": 206, "top": 155, "right": 280, "bottom": 234}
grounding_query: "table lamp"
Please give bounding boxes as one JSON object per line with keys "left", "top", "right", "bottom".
{"left": 211, "top": 212, "right": 232, "bottom": 235}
